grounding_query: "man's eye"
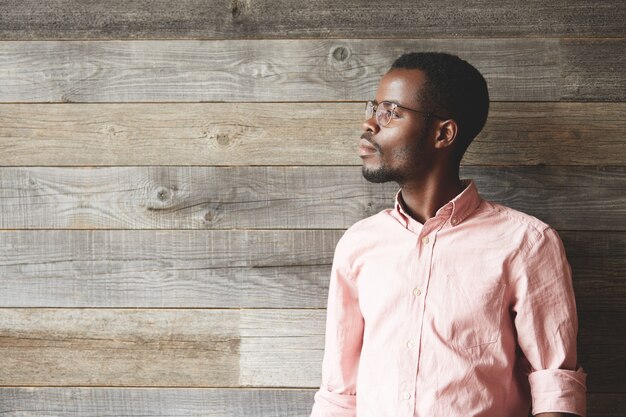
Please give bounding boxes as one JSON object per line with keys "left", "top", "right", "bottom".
{"left": 390, "top": 111, "right": 400, "bottom": 118}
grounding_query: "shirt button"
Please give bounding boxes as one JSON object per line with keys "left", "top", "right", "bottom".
{"left": 402, "top": 391, "right": 411, "bottom": 400}
{"left": 413, "top": 288, "right": 421, "bottom": 296}
{"left": 407, "top": 340, "right": 416, "bottom": 349}
{"left": 421, "top": 236, "right": 429, "bottom": 245}
{"left": 451, "top": 216, "right": 458, "bottom": 225}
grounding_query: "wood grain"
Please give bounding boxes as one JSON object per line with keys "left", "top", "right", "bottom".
{"left": 0, "top": 309, "right": 324, "bottom": 387}
{"left": 0, "top": 388, "right": 621, "bottom": 417}
{"left": 562, "top": 39, "right": 626, "bottom": 102}
{"left": 0, "top": 166, "right": 623, "bottom": 230}
{"left": 0, "top": 388, "right": 316, "bottom": 417}
{"left": 0, "top": 309, "right": 621, "bottom": 389}
{"left": 1, "top": 102, "right": 624, "bottom": 166}
{"left": 1, "top": 0, "right": 624, "bottom": 39}
{"left": 0, "top": 39, "right": 623, "bottom": 102}
{"left": 0, "top": 230, "right": 622, "bottom": 311}
{"left": 0, "top": 230, "right": 338, "bottom": 308}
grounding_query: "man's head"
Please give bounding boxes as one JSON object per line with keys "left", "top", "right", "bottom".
{"left": 359, "top": 52, "right": 489, "bottom": 184}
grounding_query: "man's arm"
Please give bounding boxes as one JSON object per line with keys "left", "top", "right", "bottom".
{"left": 310, "top": 237, "right": 364, "bottom": 417}
{"left": 510, "top": 227, "right": 587, "bottom": 417}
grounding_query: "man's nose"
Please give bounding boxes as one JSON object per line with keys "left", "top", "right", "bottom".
{"left": 362, "top": 115, "right": 380, "bottom": 134}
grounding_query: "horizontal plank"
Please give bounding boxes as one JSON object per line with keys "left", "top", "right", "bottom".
{"left": 0, "top": 230, "right": 337, "bottom": 308}
{"left": 0, "top": 309, "right": 621, "bottom": 390}
{"left": 1, "top": 0, "right": 624, "bottom": 39}
{"left": 562, "top": 231, "right": 626, "bottom": 312}
{"left": 0, "top": 309, "right": 324, "bottom": 387}
{"left": 562, "top": 40, "right": 626, "bottom": 102}
{"left": 0, "top": 388, "right": 316, "bottom": 417}
{"left": 0, "top": 230, "right": 622, "bottom": 311}
{"left": 1, "top": 102, "right": 624, "bottom": 166}
{"left": 0, "top": 166, "right": 623, "bottom": 231}
{"left": 0, "top": 389, "right": 622, "bottom": 417}
{"left": 0, "top": 39, "right": 623, "bottom": 102}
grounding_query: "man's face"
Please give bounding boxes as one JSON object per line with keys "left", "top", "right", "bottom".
{"left": 359, "top": 69, "right": 438, "bottom": 185}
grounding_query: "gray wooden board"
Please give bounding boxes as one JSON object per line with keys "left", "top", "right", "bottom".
{"left": 0, "top": 309, "right": 621, "bottom": 390}
{"left": 0, "top": 309, "right": 325, "bottom": 387}
{"left": 0, "top": 388, "right": 316, "bottom": 417}
{"left": 0, "top": 389, "right": 622, "bottom": 417}
{"left": 0, "top": 39, "right": 623, "bottom": 102}
{"left": 1, "top": 0, "right": 624, "bottom": 39}
{"left": 1, "top": 102, "right": 624, "bottom": 166}
{"left": 0, "top": 229, "right": 622, "bottom": 311}
{"left": 0, "top": 230, "right": 338, "bottom": 308}
{"left": 0, "top": 166, "right": 623, "bottom": 230}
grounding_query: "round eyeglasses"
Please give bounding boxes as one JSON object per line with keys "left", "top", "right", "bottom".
{"left": 365, "top": 100, "right": 445, "bottom": 127}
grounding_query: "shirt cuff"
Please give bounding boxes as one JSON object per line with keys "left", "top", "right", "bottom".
{"left": 310, "top": 387, "right": 357, "bottom": 417}
{"left": 529, "top": 367, "right": 587, "bottom": 417}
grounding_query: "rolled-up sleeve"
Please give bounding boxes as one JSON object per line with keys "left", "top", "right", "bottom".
{"left": 511, "top": 226, "right": 587, "bottom": 416}
{"left": 310, "top": 236, "right": 364, "bottom": 417}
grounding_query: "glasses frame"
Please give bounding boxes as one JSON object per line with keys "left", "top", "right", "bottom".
{"left": 365, "top": 100, "right": 447, "bottom": 127}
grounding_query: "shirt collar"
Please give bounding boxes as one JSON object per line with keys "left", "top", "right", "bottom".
{"left": 392, "top": 179, "right": 482, "bottom": 230}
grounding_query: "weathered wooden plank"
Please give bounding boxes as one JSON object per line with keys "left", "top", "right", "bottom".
{"left": 0, "top": 388, "right": 316, "bottom": 417}
{"left": 0, "top": 166, "right": 623, "bottom": 230}
{"left": 0, "top": 39, "right": 622, "bottom": 102}
{"left": 0, "top": 229, "right": 622, "bottom": 311}
{"left": 0, "top": 309, "right": 324, "bottom": 387}
{"left": 1, "top": 0, "right": 624, "bottom": 39}
{"left": 1, "top": 102, "right": 624, "bottom": 166}
{"left": 0, "top": 309, "right": 621, "bottom": 390}
{"left": 578, "top": 310, "right": 626, "bottom": 347}
{"left": 0, "top": 388, "right": 621, "bottom": 417}
{"left": 0, "top": 230, "right": 337, "bottom": 308}
{"left": 562, "top": 39, "right": 626, "bottom": 102}
{"left": 562, "top": 231, "right": 626, "bottom": 313}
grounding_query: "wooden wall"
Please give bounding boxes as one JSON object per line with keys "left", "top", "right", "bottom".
{"left": 0, "top": 1, "right": 624, "bottom": 416}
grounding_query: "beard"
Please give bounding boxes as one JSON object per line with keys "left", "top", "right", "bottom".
{"left": 362, "top": 164, "right": 400, "bottom": 183}
{"left": 361, "top": 146, "right": 418, "bottom": 185}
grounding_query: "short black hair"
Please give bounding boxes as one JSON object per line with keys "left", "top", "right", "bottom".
{"left": 390, "top": 52, "right": 489, "bottom": 163}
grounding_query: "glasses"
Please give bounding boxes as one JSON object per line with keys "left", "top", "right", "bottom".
{"left": 365, "top": 100, "right": 445, "bottom": 127}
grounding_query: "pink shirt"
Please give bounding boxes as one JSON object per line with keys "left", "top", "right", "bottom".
{"left": 310, "top": 179, "right": 586, "bottom": 417}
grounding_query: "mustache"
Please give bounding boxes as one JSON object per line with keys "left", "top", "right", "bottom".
{"left": 360, "top": 132, "right": 380, "bottom": 151}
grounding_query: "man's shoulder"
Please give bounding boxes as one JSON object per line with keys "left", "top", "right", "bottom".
{"left": 479, "top": 199, "right": 554, "bottom": 240}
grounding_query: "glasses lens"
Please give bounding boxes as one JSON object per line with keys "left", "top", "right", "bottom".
{"left": 377, "top": 102, "right": 393, "bottom": 126}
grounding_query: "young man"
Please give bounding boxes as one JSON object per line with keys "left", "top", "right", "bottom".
{"left": 310, "top": 52, "right": 586, "bottom": 417}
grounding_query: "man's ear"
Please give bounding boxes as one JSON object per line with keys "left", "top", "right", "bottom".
{"left": 434, "top": 119, "right": 458, "bottom": 150}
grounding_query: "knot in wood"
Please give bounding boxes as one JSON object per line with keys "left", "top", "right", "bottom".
{"left": 216, "top": 133, "right": 230, "bottom": 146}
{"left": 331, "top": 46, "right": 350, "bottom": 63}
{"left": 156, "top": 187, "right": 170, "bottom": 201}
{"left": 231, "top": 0, "right": 244, "bottom": 19}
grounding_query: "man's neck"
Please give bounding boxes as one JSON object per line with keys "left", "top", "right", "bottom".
{"left": 398, "top": 169, "right": 465, "bottom": 225}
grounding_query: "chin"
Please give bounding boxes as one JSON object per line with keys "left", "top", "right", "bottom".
{"left": 361, "top": 166, "right": 395, "bottom": 183}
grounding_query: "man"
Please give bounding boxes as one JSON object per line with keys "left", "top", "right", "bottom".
{"left": 310, "top": 52, "right": 586, "bottom": 417}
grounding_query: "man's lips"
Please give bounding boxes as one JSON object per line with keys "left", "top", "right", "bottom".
{"left": 358, "top": 138, "right": 378, "bottom": 156}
